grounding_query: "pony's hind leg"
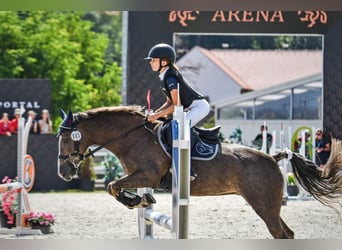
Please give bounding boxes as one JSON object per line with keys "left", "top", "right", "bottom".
{"left": 241, "top": 185, "right": 293, "bottom": 238}
{"left": 247, "top": 199, "right": 293, "bottom": 239}
{"left": 250, "top": 201, "right": 294, "bottom": 238}
{"left": 280, "top": 216, "right": 294, "bottom": 238}
{"left": 264, "top": 216, "right": 293, "bottom": 239}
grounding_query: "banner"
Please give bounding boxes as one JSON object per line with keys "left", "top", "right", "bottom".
{"left": 0, "top": 79, "right": 51, "bottom": 118}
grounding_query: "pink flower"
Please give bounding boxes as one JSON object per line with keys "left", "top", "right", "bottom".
{"left": 2, "top": 176, "right": 9, "bottom": 184}
{"left": 26, "top": 211, "right": 55, "bottom": 226}
{"left": 1, "top": 176, "right": 19, "bottom": 225}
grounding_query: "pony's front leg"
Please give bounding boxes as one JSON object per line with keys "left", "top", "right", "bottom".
{"left": 107, "top": 174, "right": 158, "bottom": 209}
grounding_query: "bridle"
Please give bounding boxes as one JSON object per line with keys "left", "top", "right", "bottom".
{"left": 57, "top": 119, "right": 154, "bottom": 170}
{"left": 58, "top": 126, "right": 85, "bottom": 169}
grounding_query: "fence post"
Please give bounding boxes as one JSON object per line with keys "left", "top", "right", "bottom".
{"left": 0, "top": 113, "right": 42, "bottom": 235}
{"left": 137, "top": 187, "right": 154, "bottom": 239}
{"left": 137, "top": 104, "right": 190, "bottom": 239}
{"left": 172, "top": 105, "right": 190, "bottom": 239}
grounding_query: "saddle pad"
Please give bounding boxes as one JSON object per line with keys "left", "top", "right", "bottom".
{"left": 157, "top": 123, "right": 219, "bottom": 161}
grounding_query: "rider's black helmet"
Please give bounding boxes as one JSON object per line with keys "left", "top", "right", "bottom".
{"left": 145, "top": 43, "right": 176, "bottom": 63}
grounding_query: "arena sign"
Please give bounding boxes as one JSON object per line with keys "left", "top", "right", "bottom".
{"left": 124, "top": 11, "right": 342, "bottom": 138}
{"left": 168, "top": 11, "right": 327, "bottom": 28}
{"left": 0, "top": 79, "right": 50, "bottom": 117}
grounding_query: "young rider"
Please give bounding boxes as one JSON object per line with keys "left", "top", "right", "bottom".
{"left": 145, "top": 43, "right": 210, "bottom": 127}
{"left": 145, "top": 43, "right": 211, "bottom": 180}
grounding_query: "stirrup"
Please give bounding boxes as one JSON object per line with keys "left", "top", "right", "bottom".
{"left": 190, "top": 171, "right": 197, "bottom": 182}
{"left": 169, "top": 168, "right": 197, "bottom": 181}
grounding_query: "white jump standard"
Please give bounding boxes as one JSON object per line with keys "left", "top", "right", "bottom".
{"left": 0, "top": 114, "right": 42, "bottom": 235}
{"left": 137, "top": 104, "right": 191, "bottom": 239}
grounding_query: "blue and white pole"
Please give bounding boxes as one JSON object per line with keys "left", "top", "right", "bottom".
{"left": 137, "top": 85, "right": 191, "bottom": 239}
{"left": 171, "top": 102, "right": 191, "bottom": 239}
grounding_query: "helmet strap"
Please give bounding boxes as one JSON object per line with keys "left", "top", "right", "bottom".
{"left": 158, "top": 59, "right": 163, "bottom": 72}
{"left": 158, "top": 58, "right": 170, "bottom": 72}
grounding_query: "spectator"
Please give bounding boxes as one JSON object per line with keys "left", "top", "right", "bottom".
{"left": 27, "top": 110, "right": 39, "bottom": 134}
{"left": 294, "top": 130, "right": 312, "bottom": 160}
{"left": 38, "top": 109, "right": 53, "bottom": 134}
{"left": 252, "top": 125, "right": 273, "bottom": 153}
{"left": 315, "top": 128, "right": 331, "bottom": 169}
{"left": 0, "top": 113, "right": 12, "bottom": 136}
{"left": 10, "top": 108, "right": 21, "bottom": 133}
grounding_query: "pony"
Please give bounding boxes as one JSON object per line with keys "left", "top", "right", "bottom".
{"left": 57, "top": 106, "right": 342, "bottom": 239}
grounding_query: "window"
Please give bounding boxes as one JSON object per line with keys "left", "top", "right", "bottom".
{"left": 254, "top": 90, "right": 291, "bottom": 119}
{"left": 218, "top": 101, "right": 254, "bottom": 120}
{"left": 217, "top": 81, "right": 322, "bottom": 120}
{"left": 292, "top": 82, "right": 322, "bottom": 119}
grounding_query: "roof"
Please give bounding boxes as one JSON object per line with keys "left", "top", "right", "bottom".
{"left": 197, "top": 47, "right": 252, "bottom": 90}
{"left": 200, "top": 48, "right": 323, "bottom": 90}
{"left": 202, "top": 48, "right": 323, "bottom": 90}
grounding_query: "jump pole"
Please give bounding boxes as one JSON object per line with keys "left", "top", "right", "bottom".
{"left": 137, "top": 103, "right": 191, "bottom": 239}
{"left": 297, "top": 129, "right": 314, "bottom": 200}
{"left": 260, "top": 122, "right": 267, "bottom": 154}
{"left": 0, "top": 113, "right": 42, "bottom": 235}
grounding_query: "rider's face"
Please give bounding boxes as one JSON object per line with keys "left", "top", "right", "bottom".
{"left": 149, "top": 58, "right": 169, "bottom": 72}
{"left": 149, "top": 58, "right": 160, "bottom": 72}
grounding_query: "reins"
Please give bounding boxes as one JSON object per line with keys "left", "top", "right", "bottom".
{"left": 58, "top": 111, "right": 159, "bottom": 170}
{"left": 83, "top": 119, "right": 156, "bottom": 159}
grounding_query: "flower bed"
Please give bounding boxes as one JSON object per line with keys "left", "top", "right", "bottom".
{"left": 0, "top": 176, "right": 19, "bottom": 227}
{"left": 26, "top": 211, "right": 55, "bottom": 234}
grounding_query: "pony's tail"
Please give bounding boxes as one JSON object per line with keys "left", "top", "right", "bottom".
{"left": 272, "top": 140, "right": 342, "bottom": 214}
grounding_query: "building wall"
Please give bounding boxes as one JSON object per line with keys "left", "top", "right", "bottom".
{"left": 126, "top": 11, "right": 342, "bottom": 139}
{"left": 177, "top": 47, "right": 242, "bottom": 103}
{"left": 323, "top": 18, "right": 342, "bottom": 138}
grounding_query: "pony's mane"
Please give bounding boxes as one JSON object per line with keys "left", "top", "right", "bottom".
{"left": 75, "top": 105, "right": 146, "bottom": 121}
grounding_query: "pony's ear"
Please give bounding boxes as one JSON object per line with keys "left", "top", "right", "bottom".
{"left": 60, "top": 109, "right": 67, "bottom": 119}
{"left": 67, "top": 110, "right": 74, "bottom": 125}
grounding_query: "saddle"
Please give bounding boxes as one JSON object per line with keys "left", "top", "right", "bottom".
{"left": 193, "top": 126, "right": 221, "bottom": 144}
{"left": 157, "top": 119, "right": 221, "bottom": 161}
{"left": 155, "top": 119, "right": 221, "bottom": 192}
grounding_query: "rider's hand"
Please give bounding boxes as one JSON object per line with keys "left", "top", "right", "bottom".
{"left": 147, "top": 113, "right": 160, "bottom": 123}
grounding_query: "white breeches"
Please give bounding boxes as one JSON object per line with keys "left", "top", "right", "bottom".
{"left": 185, "top": 99, "right": 210, "bottom": 127}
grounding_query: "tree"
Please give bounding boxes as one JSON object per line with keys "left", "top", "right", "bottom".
{"left": 0, "top": 11, "right": 122, "bottom": 131}
{"left": 175, "top": 34, "right": 322, "bottom": 58}
{"left": 82, "top": 11, "right": 122, "bottom": 64}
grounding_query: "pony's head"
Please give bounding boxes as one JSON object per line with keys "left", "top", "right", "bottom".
{"left": 57, "top": 109, "right": 86, "bottom": 181}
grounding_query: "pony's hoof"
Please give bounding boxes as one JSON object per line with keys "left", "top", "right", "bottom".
{"left": 116, "top": 190, "right": 142, "bottom": 208}
{"left": 107, "top": 182, "right": 117, "bottom": 196}
{"left": 141, "top": 193, "right": 156, "bottom": 206}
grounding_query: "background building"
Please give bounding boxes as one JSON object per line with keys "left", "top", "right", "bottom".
{"left": 214, "top": 73, "right": 322, "bottom": 149}
{"left": 124, "top": 11, "right": 342, "bottom": 141}
{"left": 177, "top": 46, "right": 322, "bottom": 103}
